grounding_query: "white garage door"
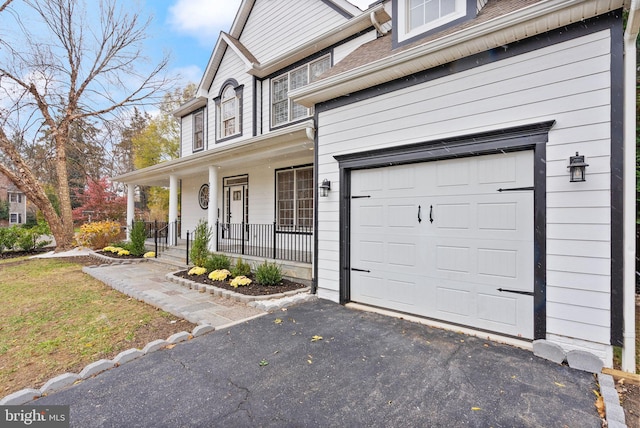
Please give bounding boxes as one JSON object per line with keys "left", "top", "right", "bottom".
{"left": 350, "top": 151, "right": 534, "bottom": 339}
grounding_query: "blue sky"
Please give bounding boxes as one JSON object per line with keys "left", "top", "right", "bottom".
{"left": 144, "top": 0, "right": 372, "bottom": 88}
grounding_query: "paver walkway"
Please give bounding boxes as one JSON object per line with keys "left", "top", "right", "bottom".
{"left": 36, "top": 249, "right": 265, "bottom": 327}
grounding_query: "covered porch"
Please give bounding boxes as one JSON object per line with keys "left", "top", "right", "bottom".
{"left": 114, "top": 120, "right": 316, "bottom": 271}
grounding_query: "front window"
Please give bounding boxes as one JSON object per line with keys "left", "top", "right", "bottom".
{"left": 193, "top": 110, "right": 204, "bottom": 151}
{"left": 271, "top": 55, "right": 331, "bottom": 127}
{"left": 9, "top": 213, "right": 22, "bottom": 224}
{"left": 277, "top": 166, "right": 313, "bottom": 229}
{"left": 9, "top": 193, "right": 22, "bottom": 203}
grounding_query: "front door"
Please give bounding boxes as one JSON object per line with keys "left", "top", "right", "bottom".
{"left": 225, "top": 184, "right": 247, "bottom": 240}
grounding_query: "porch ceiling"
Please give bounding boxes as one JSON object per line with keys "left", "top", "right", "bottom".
{"left": 113, "top": 120, "right": 315, "bottom": 187}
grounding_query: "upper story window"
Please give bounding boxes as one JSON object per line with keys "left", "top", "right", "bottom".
{"left": 193, "top": 110, "right": 204, "bottom": 152}
{"left": 214, "top": 80, "right": 243, "bottom": 142}
{"left": 221, "top": 85, "right": 237, "bottom": 137}
{"left": 9, "top": 192, "right": 22, "bottom": 203}
{"left": 396, "top": 0, "right": 471, "bottom": 45}
{"left": 272, "top": 55, "right": 331, "bottom": 127}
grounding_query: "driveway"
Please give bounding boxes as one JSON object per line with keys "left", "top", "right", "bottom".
{"left": 35, "top": 300, "right": 601, "bottom": 427}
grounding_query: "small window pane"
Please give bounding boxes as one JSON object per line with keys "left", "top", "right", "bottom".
{"left": 291, "top": 102, "right": 308, "bottom": 121}
{"left": 290, "top": 67, "right": 308, "bottom": 90}
{"left": 310, "top": 56, "right": 331, "bottom": 82}
{"left": 193, "top": 111, "right": 204, "bottom": 151}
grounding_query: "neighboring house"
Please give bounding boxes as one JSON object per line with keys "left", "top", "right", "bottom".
{"left": 0, "top": 171, "right": 27, "bottom": 227}
{"left": 115, "top": 0, "right": 638, "bottom": 372}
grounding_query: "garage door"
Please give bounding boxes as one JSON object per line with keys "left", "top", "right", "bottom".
{"left": 350, "top": 151, "right": 534, "bottom": 339}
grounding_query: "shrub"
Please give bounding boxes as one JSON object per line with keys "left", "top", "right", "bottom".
{"left": 208, "top": 269, "right": 230, "bottom": 281}
{"left": 230, "top": 257, "right": 251, "bottom": 278}
{"left": 128, "top": 220, "right": 147, "bottom": 256}
{"left": 254, "top": 261, "right": 282, "bottom": 286}
{"left": 190, "top": 220, "right": 212, "bottom": 267}
{"left": 230, "top": 275, "right": 252, "bottom": 288}
{"left": 203, "top": 253, "right": 230, "bottom": 272}
{"left": 74, "top": 220, "right": 121, "bottom": 249}
{"left": 0, "top": 226, "right": 20, "bottom": 252}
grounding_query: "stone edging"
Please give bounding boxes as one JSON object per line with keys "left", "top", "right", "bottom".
{"left": 533, "top": 340, "right": 627, "bottom": 427}
{"left": 164, "top": 271, "right": 311, "bottom": 304}
{"left": 0, "top": 325, "right": 216, "bottom": 406}
{"left": 88, "top": 251, "right": 148, "bottom": 265}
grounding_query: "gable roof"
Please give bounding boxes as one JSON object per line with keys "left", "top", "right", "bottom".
{"left": 292, "top": 0, "right": 626, "bottom": 107}
{"left": 194, "top": 0, "right": 387, "bottom": 102}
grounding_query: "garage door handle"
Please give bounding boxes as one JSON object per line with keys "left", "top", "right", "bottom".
{"left": 429, "top": 205, "right": 434, "bottom": 223}
{"left": 418, "top": 205, "right": 422, "bottom": 223}
{"left": 351, "top": 268, "right": 371, "bottom": 273}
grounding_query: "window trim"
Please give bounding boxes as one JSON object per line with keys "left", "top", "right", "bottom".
{"left": 275, "top": 164, "right": 314, "bottom": 230}
{"left": 192, "top": 109, "right": 205, "bottom": 152}
{"left": 394, "top": 0, "right": 476, "bottom": 47}
{"left": 271, "top": 55, "right": 331, "bottom": 128}
{"left": 214, "top": 79, "right": 244, "bottom": 144}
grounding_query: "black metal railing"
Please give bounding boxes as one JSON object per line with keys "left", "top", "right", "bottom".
{"left": 140, "top": 220, "right": 180, "bottom": 258}
{"left": 216, "top": 221, "right": 312, "bottom": 263}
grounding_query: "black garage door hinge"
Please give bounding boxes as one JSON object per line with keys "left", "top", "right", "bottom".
{"left": 351, "top": 195, "right": 371, "bottom": 199}
{"left": 497, "top": 288, "right": 534, "bottom": 296}
{"left": 351, "top": 267, "right": 371, "bottom": 273}
{"left": 497, "top": 186, "right": 534, "bottom": 192}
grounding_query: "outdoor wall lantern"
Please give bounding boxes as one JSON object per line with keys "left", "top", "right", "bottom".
{"left": 319, "top": 179, "right": 331, "bottom": 197}
{"left": 568, "top": 152, "right": 589, "bottom": 182}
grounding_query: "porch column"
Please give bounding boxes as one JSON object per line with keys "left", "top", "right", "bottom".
{"left": 126, "top": 184, "right": 135, "bottom": 241}
{"left": 208, "top": 166, "right": 218, "bottom": 252}
{"left": 169, "top": 174, "right": 178, "bottom": 245}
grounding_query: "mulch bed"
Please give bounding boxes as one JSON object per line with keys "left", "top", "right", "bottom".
{"left": 94, "top": 250, "right": 146, "bottom": 260}
{"left": 173, "top": 270, "right": 307, "bottom": 296}
{"left": 0, "top": 248, "right": 51, "bottom": 260}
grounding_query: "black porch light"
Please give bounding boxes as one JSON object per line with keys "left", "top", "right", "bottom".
{"left": 568, "top": 152, "right": 589, "bottom": 182}
{"left": 319, "top": 179, "right": 331, "bottom": 197}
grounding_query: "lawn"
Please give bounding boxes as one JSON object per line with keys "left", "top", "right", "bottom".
{"left": 0, "top": 257, "right": 195, "bottom": 397}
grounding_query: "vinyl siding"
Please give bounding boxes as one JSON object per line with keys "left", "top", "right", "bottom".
{"left": 240, "top": 0, "right": 350, "bottom": 64}
{"left": 180, "top": 115, "right": 194, "bottom": 157}
{"left": 316, "top": 29, "right": 613, "bottom": 345}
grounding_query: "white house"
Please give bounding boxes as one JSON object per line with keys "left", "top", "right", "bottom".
{"left": 116, "top": 0, "right": 638, "bottom": 372}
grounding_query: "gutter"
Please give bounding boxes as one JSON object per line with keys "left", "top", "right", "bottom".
{"left": 622, "top": 0, "right": 639, "bottom": 374}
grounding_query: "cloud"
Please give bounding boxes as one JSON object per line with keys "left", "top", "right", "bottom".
{"left": 168, "top": 0, "right": 241, "bottom": 43}
{"left": 172, "top": 65, "right": 204, "bottom": 87}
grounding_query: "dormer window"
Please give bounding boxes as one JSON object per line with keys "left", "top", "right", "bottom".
{"left": 271, "top": 55, "right": 331, "bottom": 127}
{"left": 396, "top": 0, "right": 473, "bottom": 46}
{"left": 214, "top": 79, "right": 243, "bottom": 142}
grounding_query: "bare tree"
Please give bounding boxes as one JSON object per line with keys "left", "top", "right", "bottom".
{"left": 0, "top": 0, "right": 172, "bottom": 249}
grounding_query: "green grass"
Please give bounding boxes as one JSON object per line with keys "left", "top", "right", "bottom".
{"left": 0, "top": 258, "right": 192, "bottom": 395}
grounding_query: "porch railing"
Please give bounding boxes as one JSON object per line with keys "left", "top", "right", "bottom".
{"left": 141, "top": 220, "right": 181, "bottom": 258}
{"left": 216, "top": 222, "right": 312, "bottom": 264}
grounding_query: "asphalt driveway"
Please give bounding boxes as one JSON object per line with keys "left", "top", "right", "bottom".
{"left": 35, "top": 300, "right": 601, "bottom": 427}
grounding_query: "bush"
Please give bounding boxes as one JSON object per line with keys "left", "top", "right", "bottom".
{"left": 0, "top": 227, "right": 20, "bottom": 252}
{"left": 230, "top": 257, "right": 251, "bottom": 278}
{"left": 74, "top": 220, "right": 121, "bottom": 249}
{"left": 190, "top": 220, "right": 212, "bottom": 267}
{"left": 203, "top": 253, "right": 230, "bottom": 272}
{"left": 254, "top": 260, "right": 282, "bottom": 286}
{"left": 128, "top": 220, "right": 147, "bottom": 256}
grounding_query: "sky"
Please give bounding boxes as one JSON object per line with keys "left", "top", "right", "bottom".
{"left": 145, "top": 0, "right": 373, "bottom": 88}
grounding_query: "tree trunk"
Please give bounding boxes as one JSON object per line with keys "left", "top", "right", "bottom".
{"left": 54, "top": 127, "right": 75, "bottom": 249}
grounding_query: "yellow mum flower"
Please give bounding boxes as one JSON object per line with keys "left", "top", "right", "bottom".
{"left": 208, "top": 269, "right": 230, "bottom": 281}
{"left": 143, "top": 251, "right": 155, "bottom": 258}
{"left": 230, "top": 276, "right": 252, "bottom": 288}
{"left": 188, "top": 266, "right": 207, "bottom": 276}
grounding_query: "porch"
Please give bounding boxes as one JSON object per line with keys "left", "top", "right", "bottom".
{"left": 145, "top": 220, "right": 312, "bottom": 283}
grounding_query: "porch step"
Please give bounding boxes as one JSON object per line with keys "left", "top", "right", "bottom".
{"left": 153, "top": 245, "right": 189, "bottom": 269}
